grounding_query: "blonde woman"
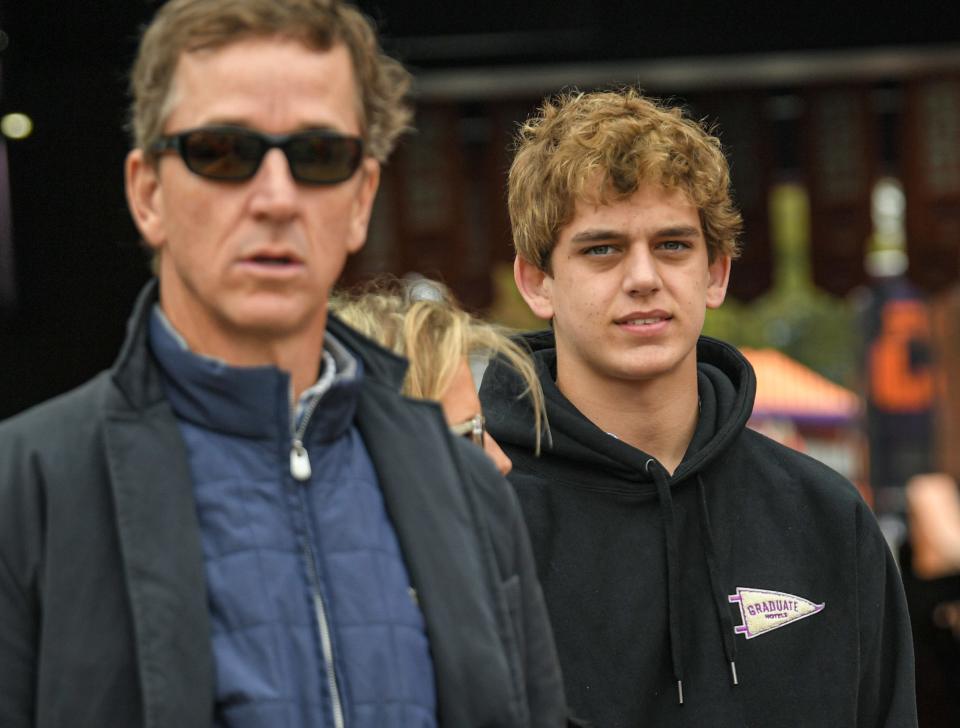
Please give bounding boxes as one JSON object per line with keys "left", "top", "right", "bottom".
{"left": 332, "top": 277, "right": 546, "bottom": 475}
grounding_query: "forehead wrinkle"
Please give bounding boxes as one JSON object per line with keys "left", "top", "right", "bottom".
{"left": 165, "top": 40, "right": 362, "bottom": 135}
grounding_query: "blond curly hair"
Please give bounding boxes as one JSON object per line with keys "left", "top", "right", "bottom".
{"left": 332, "top": 277, "right": 548, "bottom": 453}
{"left": 509, "top": 88, "right": 742, "bottom": 270}
{"left": 129, "top": 0, "right": 412, "bottom": 163}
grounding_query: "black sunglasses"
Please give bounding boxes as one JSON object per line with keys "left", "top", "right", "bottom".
{"left": 150, "top": 125, "right": 365, "bottom": 185}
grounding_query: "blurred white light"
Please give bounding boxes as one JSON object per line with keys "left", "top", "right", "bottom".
{"left": 865, "top": 248, "right": 908, "bottom": 278}
{"left": 872, "top": 177, "right": 905, "bottom": 223}
{"left": 1, "top": 113, "right": 33, "bottom": 140}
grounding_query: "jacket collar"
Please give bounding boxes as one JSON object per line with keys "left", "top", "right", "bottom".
{"left": 109, "top": 279, "right": 168, "bottom": 411}
{"left": 326, "top": 311, "right": 408, "bottom": 391}
{"left": 110, "top": 279, "right": 409, "bottom": 409}
{"left": 103, "top": 280, "right": 214, "bottom": 726}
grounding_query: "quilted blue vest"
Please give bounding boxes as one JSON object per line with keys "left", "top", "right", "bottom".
{"left": 148, "top": 309, "right": 437, "bottom": 728}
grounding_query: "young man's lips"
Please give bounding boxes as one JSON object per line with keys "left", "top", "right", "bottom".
{"left": 615, "top": 312, "right": 671, "bottom": 332}
{"left": 616, "top": 312, "right": 670, "bottom": 325}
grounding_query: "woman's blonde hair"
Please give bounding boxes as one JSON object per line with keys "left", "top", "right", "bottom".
{"left": 332, "top": 277, "right": 547, "bottom": 453}
{"left": 509, "top": 87, "right": 743, "bottom": 271}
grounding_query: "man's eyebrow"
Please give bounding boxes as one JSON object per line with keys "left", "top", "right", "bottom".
{"left": 569, "top": 228, "right": 627, "bottom": 244}
{"left": 569, "top": 225, "right": 702, "bottom": 244}
{"left": 656, "top": 225, "right": 702, "bottom": 238}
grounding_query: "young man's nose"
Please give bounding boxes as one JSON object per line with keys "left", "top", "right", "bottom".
{"left": 622, "top": 245, "right": 661, "bottom": 295}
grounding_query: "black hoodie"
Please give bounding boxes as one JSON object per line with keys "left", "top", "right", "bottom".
{"left": 480, "top": 330, "right": 917, "bottom": 728}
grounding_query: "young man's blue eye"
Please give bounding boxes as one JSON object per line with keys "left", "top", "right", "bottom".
{"left": 585, "top": 245, "right": 615, "bottom": 256}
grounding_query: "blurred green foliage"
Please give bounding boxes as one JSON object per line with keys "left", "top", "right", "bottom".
{"left": 704, "top": 184, "right": 860, "bottom": 389}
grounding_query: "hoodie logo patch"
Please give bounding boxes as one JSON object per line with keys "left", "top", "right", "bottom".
{"left": 728, "top": 587, "right": 825, "bottom": 639}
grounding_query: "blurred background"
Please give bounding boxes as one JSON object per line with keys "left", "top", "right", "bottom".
{"left": 1, "top": 0, "right": 959, "bottom": 722}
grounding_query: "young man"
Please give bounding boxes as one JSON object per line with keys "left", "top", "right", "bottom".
{"left": 480, "top": 89, "right": 918, "bottom": 727}
{"left": 0, "top": 2, "right": 565, "bottom": 726}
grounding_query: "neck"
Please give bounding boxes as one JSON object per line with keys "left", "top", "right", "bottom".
{"left": 159, "top": 302, "right": 326, "bottom": 400}
{"left": 556, "top": 360, "right": 699, "bottom": 476}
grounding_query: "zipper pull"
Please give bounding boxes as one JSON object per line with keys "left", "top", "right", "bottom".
{"left": 290, "top": 439, "right": 312, "bottom": 481}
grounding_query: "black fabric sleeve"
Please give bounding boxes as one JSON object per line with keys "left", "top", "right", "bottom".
{"left": 856, "top": 500, "right": 919, "bottom": 727}
{"left": 456, "top": 435, "right": 568, "bottom": 727}
{"left": 0, "top": 433, "right": 41, "bottom": 728}
{"left": 506, "top": 480, "right": 569, "bottom": 727}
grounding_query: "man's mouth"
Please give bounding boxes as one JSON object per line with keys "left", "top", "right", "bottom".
{"left": 250, "top": 255, "right": 296, "bottom": 266}
{"left": 240, "top": 247, "right": 304, "bottom": 266}
{"left": 620, "top": 316, "right": 666, "bottom": 326}
{"left": 236, "top": 250, "right": 305, "bottom": 276}
{"left": 616, "top": 313, "right": 670, "bottom": 326}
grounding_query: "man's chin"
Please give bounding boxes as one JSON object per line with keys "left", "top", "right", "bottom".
{"left": 616, "top": 354, "right": 693, "bottom": 383}
{"left": 221, "top": 299, "right": 326, "bottom": 340}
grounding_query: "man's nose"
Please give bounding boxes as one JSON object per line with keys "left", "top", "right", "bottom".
{"left": 249, "top": 148, "right": 299, "bottom": 219}
{"left": 622, "top": 245, "right": 661, "bottom": 296}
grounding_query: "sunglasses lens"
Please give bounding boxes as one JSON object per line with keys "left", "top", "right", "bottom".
{"left": 288, "top": 133, "right": 363, "bottom": 184}
{"left": 181, "top": 129, "right": 262, "bottom": 180}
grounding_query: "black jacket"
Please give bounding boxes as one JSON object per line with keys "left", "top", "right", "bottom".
{"left": 0, "top": 282, "right": 566, "bottom": 728}
{"left": 480, "top": 331, "right": 917, "bottom": 728}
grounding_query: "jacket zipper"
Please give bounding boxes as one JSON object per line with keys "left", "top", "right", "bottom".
{"left": 290, "top": 397, "right": 346, "bottom": 728}
{"left": 302, "top": 530, "right": 346, "bottom": 728}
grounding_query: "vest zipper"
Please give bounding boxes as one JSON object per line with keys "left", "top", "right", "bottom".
{"left": 290, "top": 391, "right": 323, "bottom": 481}
{"left": 290, "top": 439, "right": 312, "bottom": 480}
{"left": 302, "top": 535, "right": 346, "bottom": 728}
{"left": 290, "top": 395, "right": 346, "bottom": 728}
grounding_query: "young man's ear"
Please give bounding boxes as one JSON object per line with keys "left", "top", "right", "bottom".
{"left": 514, "top": 255, "right": 555, "bottom": 321}
{"left": 705, "top": 253, "right": 732, "bottom": 309}
{"left": 125, "top": 148, "right": 166, "bottom": 252}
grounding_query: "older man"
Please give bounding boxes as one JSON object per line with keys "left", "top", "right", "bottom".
{"left": 0, "top": 2, "right": 565, "bottom": 727}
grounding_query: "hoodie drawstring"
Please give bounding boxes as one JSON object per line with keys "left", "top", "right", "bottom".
{"left": 646, "top": 462, "right": 741, "bottom": 706}
{"left": 646, "top": 458, "right": 684, "bottom": 704}
{"left": 696, "top": 473, "right": 739, "bottom": 688}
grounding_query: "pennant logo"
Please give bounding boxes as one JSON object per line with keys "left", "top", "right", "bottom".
{"left": 728, "top": 587, "right": 825, "bottom": 640}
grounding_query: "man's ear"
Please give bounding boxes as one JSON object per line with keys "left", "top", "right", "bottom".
{"left": 514, "top": 255, "right": 555, "bottom": 321}
{"left": 125, "top": 149, "right": 166, "bottom": 251}
{"left": 706, "top": 253, "right": 732, "bottom": 309}
{"left": 346, "top": 158, "right": 381, "bottom": 254}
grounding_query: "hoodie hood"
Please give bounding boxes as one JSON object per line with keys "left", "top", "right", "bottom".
{"left": 481, "top": 329, "right": 756, "bottom": 494}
